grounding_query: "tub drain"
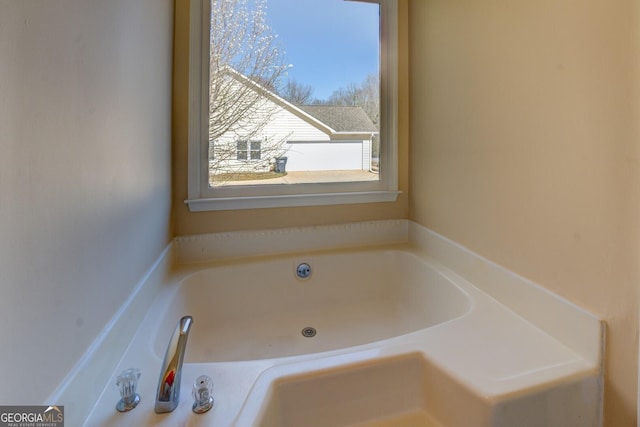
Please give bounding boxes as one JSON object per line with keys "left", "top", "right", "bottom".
{"left": 296, "top": 263, "right": 312, "bottom": 279}
{"left": 301, "top": 327, "right": 316, "bottom": 338}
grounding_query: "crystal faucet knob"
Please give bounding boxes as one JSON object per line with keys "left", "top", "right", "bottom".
{"left": 192, "top": 375, "right": 214, "bottom": 414}
{"left": 116, "top": 368, "right": 141, "bottom": 412}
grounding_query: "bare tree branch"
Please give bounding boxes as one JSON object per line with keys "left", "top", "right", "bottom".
{"left": 208, "top": 0, "right": 290, "bottom": 180}
{"left": 279, "top": 78, "right": 314, "bottom": 105}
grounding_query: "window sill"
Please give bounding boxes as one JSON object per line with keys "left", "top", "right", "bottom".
{"left": 185, "top": 190, "right": 401, "bottom": 212}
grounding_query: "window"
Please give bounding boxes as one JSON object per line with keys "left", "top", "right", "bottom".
{"left": 186, "top": 0, "right": 399, "bottom": 211}
{"left": 237, "top": 140, "right": 261, "bottom": 161}
{"left": 236, "top": 141, "right": 248, "bottom": 161}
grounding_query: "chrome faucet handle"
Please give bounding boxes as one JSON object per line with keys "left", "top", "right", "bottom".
{"left": 192, "top": 375, "right": 214, "bottom": 414}
{"left": 116, "top": 368, "right": 141, "bottom": 412}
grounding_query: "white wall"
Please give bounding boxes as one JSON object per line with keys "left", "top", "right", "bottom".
{"left": 0, "top": 0, "right": 173, "bottom": 404}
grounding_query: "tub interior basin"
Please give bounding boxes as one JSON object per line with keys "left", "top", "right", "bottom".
{"left": 254, "top": 353, "right": 489, "bottom": 427}
{"left": 154, "top": 250, "right": 471, "bottom": 362}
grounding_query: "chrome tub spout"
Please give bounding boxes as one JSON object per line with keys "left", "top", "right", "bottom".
{"left": 155, "top": 315, "right": 193, "bottom": 413}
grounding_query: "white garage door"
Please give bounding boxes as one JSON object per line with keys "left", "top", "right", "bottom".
{"left": 284, "top": 140, "right": 364, "bottom": 171}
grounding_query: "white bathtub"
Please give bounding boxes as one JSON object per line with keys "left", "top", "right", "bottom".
{"left": 154, "top": 250, "right": 470, "bottom": 363}
{"left": 81, "top": 221, "right": 603, "bottom": 427}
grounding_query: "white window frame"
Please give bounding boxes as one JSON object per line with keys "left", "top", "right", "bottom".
{"left": 185, "top": 0, "right": 399, "bottom": 212}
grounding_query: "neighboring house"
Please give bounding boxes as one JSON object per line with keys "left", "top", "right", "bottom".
{"left": 210, "top": 70, "right": 379, "bottom": 175}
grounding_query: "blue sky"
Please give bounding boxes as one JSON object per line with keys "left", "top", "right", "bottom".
{"left": 264, "top": 0, "right": 380, "bottom": 100}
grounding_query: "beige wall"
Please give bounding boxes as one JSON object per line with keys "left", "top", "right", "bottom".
{"left": 409, "top": 0, "right": 640, "bottom": 425}
{"left": 172, "top": 0, "right": 409, "bottom": 235}
{"left": 0, "top": 1, "right": 174, "bottom": 403}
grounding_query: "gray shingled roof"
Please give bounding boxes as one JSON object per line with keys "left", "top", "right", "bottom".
{"left": 297, "top": 105, "right": 378, "bottom": 133}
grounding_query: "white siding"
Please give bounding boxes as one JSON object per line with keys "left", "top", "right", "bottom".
{"left": 213, "top": 94, "right": 332, "bottom": 173}
{"left": 212, "top": 81, "right": 369, "bottom": 173}
{"left": 268, "top": 107, "right": 330, "bottom": 141}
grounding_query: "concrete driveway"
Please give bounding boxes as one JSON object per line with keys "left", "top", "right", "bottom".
{"left": 215, "top": 170, "right": 379, "bottom": 186}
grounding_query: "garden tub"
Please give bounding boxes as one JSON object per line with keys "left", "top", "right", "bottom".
{"left": 84, "top": 239, "right": 602, "bottom": 427}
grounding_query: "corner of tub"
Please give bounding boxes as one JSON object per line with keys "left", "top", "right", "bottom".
{"left": 407, "top": 221, "right": 605, "bottom": 370}
{"left": 46, "top": 241, "right": 176, "bottom": 427}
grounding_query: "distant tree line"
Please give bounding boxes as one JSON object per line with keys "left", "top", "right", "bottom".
{"left": 278, "top": 74, "right": 380, "bottom": 126}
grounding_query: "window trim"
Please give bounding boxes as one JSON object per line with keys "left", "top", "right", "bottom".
{"left": 186, "top": 0, "right": 399, "bottom": 212}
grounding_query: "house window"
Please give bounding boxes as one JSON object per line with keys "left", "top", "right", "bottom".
{"left": 186, "top": 0, "right": 399, "bottom": 211}
{"left": 236, "top": 141, "right": 247, "bottom": 161}
{"left": 250, "top": 141, "right": 261, "bottom": 160}
{"left": 237, "top": 140, "right": 261, "bottom": 161}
